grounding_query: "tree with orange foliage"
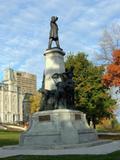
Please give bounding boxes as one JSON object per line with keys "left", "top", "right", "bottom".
{"left": 102, "top": 49, "right": 120, "bottom": 87}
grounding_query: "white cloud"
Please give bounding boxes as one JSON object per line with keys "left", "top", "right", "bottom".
{"left": 19, "top": 54, "right": 45, "bottom": 88}
{"left": 0, "top": 0, "right": 120, "bottom": 87}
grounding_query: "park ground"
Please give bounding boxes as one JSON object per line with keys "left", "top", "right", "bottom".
{"left": 0, "top": 152, "right": 120, "bottom": 160}
{"left": 0, "top": 130, "right": 120, "bottom": 160}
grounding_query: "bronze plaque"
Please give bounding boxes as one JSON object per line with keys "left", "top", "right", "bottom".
{"left": 75, "top": 114, "right": 81, "bottom": 120}
{"left": 39, "top": 115, "right": 50, "bottom": 122}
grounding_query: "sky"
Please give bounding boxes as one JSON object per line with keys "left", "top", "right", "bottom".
{"left": 0, "top": 0, "right": 120, "bottom": 88}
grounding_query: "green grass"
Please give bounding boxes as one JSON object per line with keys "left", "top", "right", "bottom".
{"left": 97, "top": 128, "right": 120, "bottom": 133}
{"left": 0, "top": 151, "right": 120, "bottom": 160}
{"left": 0, "top": 130, "right": 22, "bottom": 147}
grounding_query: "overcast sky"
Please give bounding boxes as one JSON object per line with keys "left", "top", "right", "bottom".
{"left": 0, "top": 0, "right": 120, "bottom": 88}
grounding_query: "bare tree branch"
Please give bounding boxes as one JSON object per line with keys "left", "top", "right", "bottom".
{"left": 96, "top": 24, "right": 120, "bottom": 64}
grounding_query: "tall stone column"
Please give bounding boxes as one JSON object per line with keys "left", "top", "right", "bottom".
{"left": 44, "top": 48, "right": 65, "bottom": 90}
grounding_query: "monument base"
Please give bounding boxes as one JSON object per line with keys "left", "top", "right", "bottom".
{"left": 20, "top": 109, "right": 97, "bottom": 147}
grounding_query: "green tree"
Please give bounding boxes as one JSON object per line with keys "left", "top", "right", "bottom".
{"left": 65, "top": 52, "right": 116, "bottom": 128}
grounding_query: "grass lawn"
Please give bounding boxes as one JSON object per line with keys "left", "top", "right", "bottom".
{"left": 0, "top": 130, "right": 22, "bottom": 147}
{"left": 0, "top": 151, "right": 120, "bottom": 160}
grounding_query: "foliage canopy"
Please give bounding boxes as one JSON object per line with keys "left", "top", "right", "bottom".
{"left": 65, "top": 52, "right": 116, "bottom": 128}
{"left": 102, "top": 49, "right": 120, "bottom": 87}
{"left": 30, "top": 92, "right": 42, "bottom": 114}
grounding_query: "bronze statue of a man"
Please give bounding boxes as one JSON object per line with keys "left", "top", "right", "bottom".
{"left": 48, "top": 16, "right": 60, "bottom": 49}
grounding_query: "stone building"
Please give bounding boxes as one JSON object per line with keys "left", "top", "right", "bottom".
{"left": 14, "top": 71, "right": 36, "bottom": 94}
{"left": 0, "top": 68, "right": 36, "bottom": 124}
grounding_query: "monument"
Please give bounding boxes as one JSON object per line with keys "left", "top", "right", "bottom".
{"left": 20, "top": 16, "right": 97, "bottom": 147}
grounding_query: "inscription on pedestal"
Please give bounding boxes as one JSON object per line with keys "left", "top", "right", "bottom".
{"left": 75, "top": 114, "right": 81, "bottom": 120}
{"left": 39, "top": 115, "right": 50, "bottom": 122}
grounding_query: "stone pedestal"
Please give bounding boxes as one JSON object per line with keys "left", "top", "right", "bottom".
{"left": 44, "top": 48, "right": 65, "bottom": 90}
{"left": 20, "top": 109, "right": 97, "bottom": 147}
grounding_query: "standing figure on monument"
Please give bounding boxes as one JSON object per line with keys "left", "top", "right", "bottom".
{"left": 48, "top": 16, "right": 60, "bottom": 49}
{"left": 64, "top": 66, "right": 75, "bottom": 109}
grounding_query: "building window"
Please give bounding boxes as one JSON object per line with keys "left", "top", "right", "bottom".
{"left": 5, "top": 114, "right": 7, "bottom": 122}
{"left": 13, "top": 114, "right": 15, "bottom": 122}
{"left": 18, "top": 114, "right": 20, "bottom": 121}
{"left": 17, "top": 73, "right": 21, "bottom": 76}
